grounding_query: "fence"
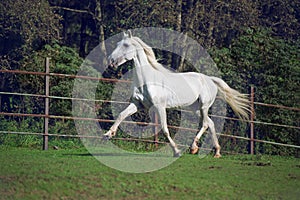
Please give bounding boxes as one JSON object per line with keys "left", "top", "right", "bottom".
{"left": 0, "top": 58, "right": 299, "bottom": 154}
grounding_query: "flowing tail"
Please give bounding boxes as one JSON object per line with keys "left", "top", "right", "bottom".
{"left": 210, "top": 77, "right": 251, "bottom": 120}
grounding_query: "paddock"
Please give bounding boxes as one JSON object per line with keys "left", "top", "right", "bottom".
{"left": 0, "top": 58, "right": 299, "bottom": 199}
{"left": 0, "top": 146, "right": 299, "bottom": 199}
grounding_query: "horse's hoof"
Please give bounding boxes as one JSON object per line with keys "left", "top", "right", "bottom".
{"left": 102, "top": 134, "right": 111, "bottom": 141}
{"left": 190, "top": 147, "right": 199, "bottom": 154}
{"left": 214, "top": 154, "right": 221, "bottom": 158}
{"left": 174, "top": 151, "right": 181, "bottom": 157}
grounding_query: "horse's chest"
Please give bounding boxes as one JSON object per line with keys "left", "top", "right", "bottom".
{"left": 131, "top": 86, "right": 153, "bottom": 107}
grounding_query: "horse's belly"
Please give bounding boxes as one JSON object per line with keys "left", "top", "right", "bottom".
{"left": 163, "top": 85, "right": 199, "bottom": 108}
{"left": 165, "top": 93, "right": 198, "bottom": 108}
{"left": 145, "top": 76, "right": 201, "bottom": 108}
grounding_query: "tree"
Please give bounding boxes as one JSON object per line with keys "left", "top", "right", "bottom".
{"left": 0, "top": 0, "right": 61, "bottom": 68}
{"left": 0, "top": 0, "right": 62, "bottom": 114}
{"left": 258, "top": 0, "right": 300, "bottom": 40}
{"left": 211, "top": 28, "right": 299, "bottom": 155}
{"left": 50, "top": 0, "right": 108, "bottom": 61}
{"left": 113, "top": 0, "right": 259, "bottom": 71}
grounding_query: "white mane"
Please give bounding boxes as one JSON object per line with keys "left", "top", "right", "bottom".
{"left": 132, "top": 37, "right": 173, "bottom": 73}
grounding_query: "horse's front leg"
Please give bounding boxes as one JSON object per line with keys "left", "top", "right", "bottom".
{"left": 103, "top": 103, "right": 138, "bottom": 139}
{"left": 155, "top": 105, "right": 181, "bottom": 157}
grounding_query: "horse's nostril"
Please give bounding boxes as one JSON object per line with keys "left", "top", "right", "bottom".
{"left": 108, "top": 57, "right": 115, "bottom": 67}
{"left": 109, "top": 58, "right": 114, "bottom": 65}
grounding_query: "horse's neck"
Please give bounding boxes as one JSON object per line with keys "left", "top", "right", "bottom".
{"left": 133, "top": 50, "right": 157, "bottom": 88}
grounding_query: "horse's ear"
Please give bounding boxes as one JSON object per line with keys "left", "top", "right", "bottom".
{"left": 123, "top": 31, "right": 128, "bottom": 38}
{"left": 127, "top": 30, "right": 132, "bottom": 38}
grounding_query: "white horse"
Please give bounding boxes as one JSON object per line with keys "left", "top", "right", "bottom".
{"left": 104, "top": 30, "right": 250, "bottom": 157}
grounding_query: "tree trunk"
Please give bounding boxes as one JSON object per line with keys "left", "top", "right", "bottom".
{"left": 95, "top": 0, "right": 107, "bottom": 67}
{"left": 171, "top": 0, "right": 183, "bottom": 70}
{"left": 80, "top": 16, "right": 88, "bottom": 57}
{"left": 177, "top": 0, "right": 200, "bottom": 72}
{"left": 207, "top": 15, "right": 215, "bottom": 48}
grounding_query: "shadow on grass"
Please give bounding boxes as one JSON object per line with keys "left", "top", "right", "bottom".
{"left": 63, "top": 152, "right": 174, "bottom": 158}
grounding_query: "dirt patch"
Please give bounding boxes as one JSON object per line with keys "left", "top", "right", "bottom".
{"left": 242, "top": 161, "right": 272, "bottom": 167}
{"left": 208, "top": 166, "right": 222, "bottom": 170}
{"left": 0, "top": 176, "right": 18, "bottom": 183}
{"left": 287, "top": 173, "right": 297, "bottom": 180}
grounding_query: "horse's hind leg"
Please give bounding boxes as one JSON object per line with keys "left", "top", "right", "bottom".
{"left": 207, "top": 117, "right": 221, "bottom": 158}
{"left": 190, "top": 107, "right": 221, "bottom": 158}
{"left": 155, "top": 105, "right": 181, "bottom": 157}
{"left": 103, "top": 103, "right": 137, "bottom": 139}
{"left": 190, "top": 107, "right": 208, "bottom": 154}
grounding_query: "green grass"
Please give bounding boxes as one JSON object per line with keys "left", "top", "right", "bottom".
{"left": 0, "top": 146, "right": 299, "bottom": 200}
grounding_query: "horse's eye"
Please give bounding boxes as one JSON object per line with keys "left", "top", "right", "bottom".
{"left": 123, "top": 43, "right": 129, "bottom": 48}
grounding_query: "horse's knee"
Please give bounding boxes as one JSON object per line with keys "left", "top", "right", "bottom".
{"left": 203, "top": 124, "right": 209, "bottom": 130}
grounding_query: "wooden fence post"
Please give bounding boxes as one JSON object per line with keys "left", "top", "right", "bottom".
{"left": 43, "top": 57, "right": 50, "bottom": 150}
{"left": 250, "top": 86, "right": 255, "bottom": 155}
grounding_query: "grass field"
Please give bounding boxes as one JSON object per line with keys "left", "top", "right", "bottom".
{"left": 0, "top": 146, "right": 299, "bottom": 200}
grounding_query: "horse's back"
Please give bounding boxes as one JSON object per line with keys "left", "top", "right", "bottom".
{"left": 165, "top": 72, "right": 218, "bottom": 107}
{"left": 182, "top": 72, "right": 218, "bottom": 106}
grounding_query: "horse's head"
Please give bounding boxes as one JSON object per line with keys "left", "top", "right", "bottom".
{"left": 108, "top": 30, "right": 136, "bottom": 67}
